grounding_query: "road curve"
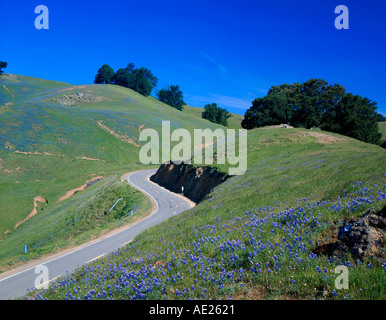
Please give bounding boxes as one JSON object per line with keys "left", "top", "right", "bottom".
{"left": 0, "top": 169, "right": 194, "bottom": 300}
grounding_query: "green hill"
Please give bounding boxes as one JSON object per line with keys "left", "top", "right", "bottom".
{"left": 0, "top": 74, "right": 241, "bottom": 269}
{"left": 182, "top": 104, "right": 244, "bottom": 129}
{"left": 1, "top": 74, "right": 385, "bottom": 300}
{"left": 379, "top": 122, "right": 386, "bottom": 146}
{"left": 28, "top": 124, "right": 386, "bottom": 301}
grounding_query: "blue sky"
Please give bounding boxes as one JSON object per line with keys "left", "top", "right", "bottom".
{"left": 1, "top": 0, "right": 385, "bottom": 115}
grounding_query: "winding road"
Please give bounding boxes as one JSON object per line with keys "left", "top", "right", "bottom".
{"left": 0, "top": 169, "right": 194, "bottom": 300}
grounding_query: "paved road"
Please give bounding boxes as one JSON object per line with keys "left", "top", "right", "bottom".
{"left": 0, "top": 169, "right": 193, "bottom": 300}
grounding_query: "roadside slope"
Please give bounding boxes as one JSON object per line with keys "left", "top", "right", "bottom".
{"left": 0, "top": 73, "right": 231, "bottom": 270}
{"left": 0, "top": 169, "right": 193, "bottom": 299}
{"left": 24, "top": 126, "right": 386, "bottom": 300}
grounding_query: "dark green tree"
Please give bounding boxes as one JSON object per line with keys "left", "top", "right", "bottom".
{"left": 242, "top": 79, "right": 347, "bottom": 129}
{"left": 241, "top": 98, "right": 265, "bottom": 129}
{"left": 138, "top": 67, "right": 158, "bottom": 88}
{"left": 156, "top": 85, "right": 185, "bottom": 110}
{"left": 0, "top": 61, "right": 8, "bottom": 75}
{"left": 291, "top": 79, "right": 346, "bottom": 129}
{"left": 241, "top": 92, "right": 290, "bottom": 129}
{"left": 125, "top": 63, "right": 135, "bottom": 73}
{"left": 321, "top": 93, "right": 382, "bottom": 145}
{"left": 267, "top": 83, "right": 299, "bottom": 123}
{"left": 112, "top": 68, "right": 133, "bottom": 87}
{"left": 112, "top": 63, "right": 158, "bottom": 96}
{"left": 241, "top": 78, "right": 381, "bottom": 145}
{"left": 202, "top": 103, "right": 231, "bottom": 126}
{"left": 376, "top": 113, "right": 386, "bottom": 122}
{"left": 94, "top": 64, "right": 114, "bottom": 84}
{"left": 130, "top": 67, "right": 156, "bottom": 96}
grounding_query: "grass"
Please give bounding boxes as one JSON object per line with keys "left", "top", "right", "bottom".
{"left": 0, "top": 175, "right": 151, "bottom": 270}
{"left": 1, "top": 74, "right": 241, "bottom": 270}
{"left": 182, "top": 104, "right": 244, "bottom": 130}
{"left": 25, "top": 127, "right": 386, "bottom": 300}
{"left": 0, "top": 150, "right": 140, "bottom": 238}
{"left": 2, "top": 74, "right": 385, "bottom": 300}
{"left": 379, "top": 122, "right": 386, "bottom": 145}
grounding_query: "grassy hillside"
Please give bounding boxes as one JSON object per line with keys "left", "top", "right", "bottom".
{"left": 379, "top": 122, "right": 386, "bottom": 146}
{"left": 182, "top": 104, "right": 244, "bottom": 129}
{"left": 27, "top": 126, "right": 386, "bottom": 300}
{"left": 0, "top": 74, "right": 240, "bottom": 270}
{"left": 1, "top": 175, "right": 151, "bottom": 267}
{"left": 2, "top": 74, "right": 385, "bottom": 300}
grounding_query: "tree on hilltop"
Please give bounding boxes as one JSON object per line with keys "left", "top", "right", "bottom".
{"left": 321, "top": 93, "right": 382, "bottom": 145}
{"left": 0, "top": 61, "right": 8, "bottom": 75}
{"left": 241, "top": 78, "right": 382, "bottom": 145}
{"left": 241, "top": 88, "right": 292, "bottom": 129}
{"left": 202, "top": 103, "right": 231, "bottom": 126}
{"left": 94, "top": 64, "right": 114, "bottom": 84}
{"left": 291, "top": 79, "right": 346, "bottom": 129}
{"left": 130, "top": 67, "right": 157, "bottom": 96}
{"left": 112, "top": 68, "right": 133, "bottom": 88}
{"left": 125, "top": 63, "right": 135, "bottom": 73}
{"left": 376, "top": 113, "right": 386, "bottom": 122}
{"left": 156, "top": 85, "right": 185, "bottom": 110}
{"left": 110, "top": 62, "right": 158, "bottom": 96}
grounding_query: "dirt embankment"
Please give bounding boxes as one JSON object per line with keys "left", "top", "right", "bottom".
{"left": 13, "top": 196, "right": 48, "bottom": 230}
{"left": 150, "top": 161, "right": 229, "bottom": 203}
{"left": 56, "top": 176, "right": 104, "bottom": 202}
{"left": 96, "top": 121, "right": 141, "bottom": 147}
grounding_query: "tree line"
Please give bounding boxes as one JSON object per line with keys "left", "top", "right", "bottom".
{"left": 94, "top": 63, "right": 186, "bottom": 109}
{"left": 241, "top": 79, "right": 383, "bottom": 145}
{"left": 94, "top": 63, "right": 233, "bottom": 126}
{"left": 94, "top": 63, "right": 158, "bottom": 97}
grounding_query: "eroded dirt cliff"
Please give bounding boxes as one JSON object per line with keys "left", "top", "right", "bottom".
{"left": 150, "top": 162, "right": 229, "bottom": 203}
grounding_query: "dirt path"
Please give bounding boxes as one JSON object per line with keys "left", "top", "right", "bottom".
{"left": 1, "top": 84, "right": 14, "bottom": 100}
{"left": 96, "top": 120, "right": 141, "bottom": 147}
{"left": 13, "top": 150, "right": 108, "bottom": 163}
{"left": 0, "top": 170, "right": 166, "bottom": 279}
{"left": 74, "top": 156, "right": 106, "bottom": 162}
{"left": 56, "top": 176, "right": 104, "bottom": 202}
{"left": 13, "top": 196, "right": 48, "bottom": 229}
{"left": 14, "top": 150, "right": 64, "bottom": 157}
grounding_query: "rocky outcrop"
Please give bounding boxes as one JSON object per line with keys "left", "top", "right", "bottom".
{"left": 54, "top": 93, "right": 96, "bottom": 106}
{"left": 150, "top": 161, "right": 229, "bottom": 203}
{"left": 1, "top": 73, "right": 18, "bottom": 81}
{"left": 53, "top": 93, "right": 112, "bottom": 106}
{"left": 313, "top": 206, "right": 385, "bottom": 261}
